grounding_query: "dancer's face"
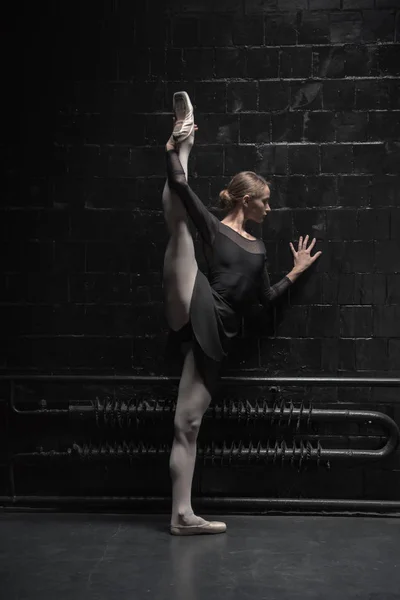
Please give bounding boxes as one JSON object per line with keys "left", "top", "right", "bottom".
{"left": 244, "top": 186, "right": 271, "bottom": 223}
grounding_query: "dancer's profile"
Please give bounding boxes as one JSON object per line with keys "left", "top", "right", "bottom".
{"left": 162, "top": 91, "right": 322, "bottom": 535}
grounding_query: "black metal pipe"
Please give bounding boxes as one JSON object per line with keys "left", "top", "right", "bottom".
{"left": 2, "top": 375, "right": 400, "bottom": 386}
{"left": 1, "top": 495, "right": 400, "bottom": 515}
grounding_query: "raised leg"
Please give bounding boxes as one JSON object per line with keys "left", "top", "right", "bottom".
{"left": 162, "top": 134, "right": 197, "bottom": 332}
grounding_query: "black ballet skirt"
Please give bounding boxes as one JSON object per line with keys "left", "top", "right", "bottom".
{"left": 164, "top": 149, "right": 293, "bottom": 381}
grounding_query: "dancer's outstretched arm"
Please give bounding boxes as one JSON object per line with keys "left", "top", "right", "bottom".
{"left": 166, "top": 148, "right": 219, "bottom": 247}
{"left": 258, "top": 259, "right": 293, "bottom": 307}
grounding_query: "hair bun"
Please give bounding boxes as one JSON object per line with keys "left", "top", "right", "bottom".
{"left": 219, "top": 189, "right": 232, "bottom": 208}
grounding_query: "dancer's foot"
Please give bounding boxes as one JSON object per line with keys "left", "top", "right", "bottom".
{"left": 172, "top": 91, "right": 194, "bottom": 143}
{"left": 170, "top": 511, "right": 227, "bottom": 536}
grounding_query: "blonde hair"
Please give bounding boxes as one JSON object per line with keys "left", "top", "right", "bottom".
{"left": 219, "top": 171, "right": 270, "bottom": 210}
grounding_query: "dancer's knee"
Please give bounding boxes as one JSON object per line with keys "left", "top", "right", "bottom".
{"left": 174, "top": 412, "right": 202, "bottom": 443}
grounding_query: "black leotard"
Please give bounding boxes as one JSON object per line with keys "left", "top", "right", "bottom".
{"left": 166, "top": 149, "right": 293, "bottom": 366}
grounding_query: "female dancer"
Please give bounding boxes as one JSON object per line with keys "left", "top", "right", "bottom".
{"left": 162, "top": 92, "right": 322, "bottom": 536}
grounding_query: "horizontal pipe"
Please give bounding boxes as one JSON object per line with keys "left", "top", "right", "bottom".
{"left": 1, "top": 496, "right": 400, "bottom": 515}
{"left": 2, "top": 375, "right": 400, "bottom": 386}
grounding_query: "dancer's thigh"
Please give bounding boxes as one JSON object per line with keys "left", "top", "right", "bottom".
{"left": 162, "top": 190, "right": 198, "bottom": 332}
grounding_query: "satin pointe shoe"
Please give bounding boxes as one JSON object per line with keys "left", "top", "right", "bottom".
{"left": 172, "top": 91, "right": 194, "bottom": 143}
{"left": 170, "top": 520, "right": 227, "bottom": 536}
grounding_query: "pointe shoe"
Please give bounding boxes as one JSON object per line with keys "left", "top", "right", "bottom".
{"left": 170, "top": 520, "right": 227, "bottom": 536}
{"left": 172, "top": 91, "right": 194, "bottom": 143}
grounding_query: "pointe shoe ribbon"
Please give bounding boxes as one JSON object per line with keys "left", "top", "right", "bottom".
{"left": 170, "top": 521, "right": 227, "bottom": 536}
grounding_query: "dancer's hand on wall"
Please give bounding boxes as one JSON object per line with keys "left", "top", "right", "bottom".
{"left": 289, "top": 235, "right": 322, "bottom": 273}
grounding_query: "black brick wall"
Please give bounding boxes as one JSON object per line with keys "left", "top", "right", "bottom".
{"left": 2, "top": 0, "right": 400, "bottom": 376}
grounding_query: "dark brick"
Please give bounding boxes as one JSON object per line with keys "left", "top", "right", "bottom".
{"left": 262, "top": 209, "right": 292, "bottom": 241}
{"left": 322, "top": 273, "right": 353, "bottom": 304}
{"left": 166, "top": 49, "right": 184, "bottom": 80}
{"left": 265, "top": 12, "right": 297, "bottom": 45}
{"left": 289, "top": 338, "right": 322, "bottom": 371}
{"left": 340, "top": 307, "right": 373, "bottom": 337}
{"left": 321, "top": 146, "right": 353, "bottom": 174}
{"left": 279, "top": 0, "right": 307, "bottom": 8}
{"left": 375, "top": 240, "right": 400, "bottom": 273}
{"left": 196, "top": 114, "right": 239, "bottom": 145}
{"left": 387, "top": 274, "right": 400, "bottom": 303}
{"left": 286, "top": 176, "right": 337, "bottom": 208}
{"left": 150, "top": 48, "right": 166, "bottom": 78}
{"left": 310, "top": 0, "right": 340, "bottom": 7}
{"left": 354, "top": 274, "right": 386, "bottom": 304}
{"left": 227, "top": 82, "right": 258, "bottom": 112}
{"left": 215, "top": 48, "right": 246, "bottom": 78}
{"left": 259, "top": 81, "right": 290, "bottom": 111}
{"left": 343, "top": 45, "right": 379, "bottom": 77}
{"left": 355, "top": 79, "right": 391, "bottom": 110}
{"left": 292, "top": 210, "right": 326, "bottom": 241}
{"left": 271, "top": 113, "right": 303, "bottom": 143}
{"left": 198, "top": 16, "right": 233, "bottom": 46}
{"left": 353, "top": 143, "right": 387, "bottom": 175}
{"left": 55, "top": 242, "right": 86, "bottom": 273}
{"left": 323, "top": 80, "right": 355, "bottom": 110}
{"left": 343, "top": 0, "right": 373, "bottom": 7}
{"left": 181, "top": 0, "right": 242, "bottom": 14}
{"left": 338, "top": 175, "right": 370, "bottom": 207}
{"left": 129, "top": 147, "right": 165, "bottom": 177}
{"left": 0, "top": 242, "right": 49, "bottom": 273}
{"left": 289, "top": 270, "right": 324, "bottom": 304}
{"left": 119, "top": 48, "right": 149, "bottom": 81}
{"left": 368, "top": 112, "right": 400, "bottom": 142}
{"left": 69, "top": 273, "right": 133, "bottom": 303}
{"left": 326, "top": 209, "right": 357, "bottom": 241}
{"left": 330, "top": 12, "right": 363, "bottom": 43}
{"left": 240, "top": 114, "right": 271, "bottom": 143}
{"left": 378, "top": 44, "right": 400, "bottom": 76}
{"left": 195, "top": 82, "right": 227, "bottom": 113}
{"left": 376, "top": 0, "right": 400, "bottom": 6}
{"left": 290, "top": 81, "right": 323, "bottom": 110}
{"left": 312, "top": 47, "right": 345, "bottom": 79}
{"left": 269, "top": 176, "right": 288, "bottom": 209}
{"left": 391, "top": 208, "right": 400, "bottom": 239}
{"left": 233, "top": 17, "right": 264, "bottom": 44}
{"left": 86, "top": 241, "right": 133, "bottom": 273}
{"left": 275, "top": 305, "right": 308, "bottom": 337}
{"left": 246, "top": 48, "right": 279, "bottom": 78}
{"left": 134, "top": 17, "right": 170, "bottom": 48}
{"left": 388, "top": 339, "right": 400, "bottom": 370}
{"left": 362, "top": 9, "right": 397, "bottom": 43}
{"left": 308, "top": 306, "right": 339, "bottom": 337}
{"left": 357, "top": 208, "right": 390, "bottom": 240}
{"left": 5, "top": 177, "right": 50, "bottom": 208}
{"left": 304, "top": 112, "right": 335, "bottom": 142}
{"left": 383, "top": 141, "right": 400, "bottom": 174}
{"left": 334, "top": 112, "right": 368, "bottom": 143}
{"left": 144, "top": 114, "right": 173, "bottom": 147}
{"left": 172, "top": 17, "right": 199, "bottom": 47}
{"left": 356, "top": 339, "right": 388, "bottom": 371}
{"left": 257, "top": 145, "right": 288, "bottom": 175}
{"left": 344, "top": 241, "right": 374, "bottom": 273}
{"left": 6, "top": 273, "right": 69, "bottom": 303}
{"left": 374, "top": 306, "right": 400, "bottom": 337}
{"left": 194, "top": 146, "right": 224, "bottom": 176}
{"left": 245, "top": 0, "right": 279, "bottom": 13}
{"left": 321, "top": 338, "right": 356, "bottom": 372}
{"left": 183, "top": 49, "right": 215, "bottom": 80}
{"left": 298, "top": 13, "right": 330, "bottom": 44}
{"left": 280, "top": 47, "right": 312, "bottom": 78}
{"left": 224, "top": 145, "right": 260, "bottom": 175}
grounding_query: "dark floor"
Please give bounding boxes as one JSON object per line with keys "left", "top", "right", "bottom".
{"left": 0, "top": 513, "right": 399, "bottom": 600}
